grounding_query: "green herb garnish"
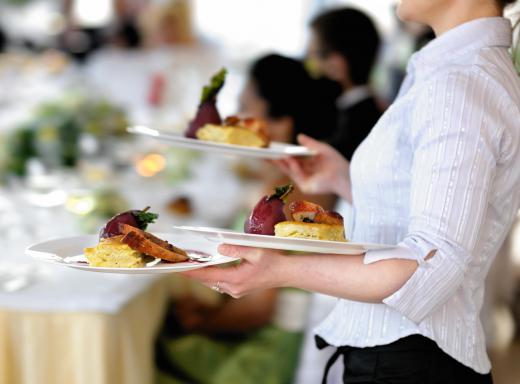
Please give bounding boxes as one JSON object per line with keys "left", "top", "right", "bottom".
{"left": 134, "top": 206, "right": 159, "bottom": 230}
{"left": 271, "top": 184, "right": 294, "bottom": 202}
{"left": 200, "top": 68, "right": 227, "bottom": 104}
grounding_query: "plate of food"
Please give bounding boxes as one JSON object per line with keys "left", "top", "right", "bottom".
{"left": 127, "top": 69, "right": 314, "bottom": 159}
{"left": 26, "top": 207, "right": 238, "bottom": 274}
{"left": 127, "top": 124, "right": 314, "bottom": 159}
{"left": 174, "top": 185, "right": 395, "bottom": 255}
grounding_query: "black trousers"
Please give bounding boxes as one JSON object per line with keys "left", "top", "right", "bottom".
{"left": 317, "top": 334, "right": 493, "bottom": 384}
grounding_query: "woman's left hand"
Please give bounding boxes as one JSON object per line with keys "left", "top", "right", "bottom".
{"left": 181, "top": 245, "right": 288, "bottom": 298}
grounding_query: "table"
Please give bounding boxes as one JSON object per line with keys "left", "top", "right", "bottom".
{"left": 0, "top": 152, "right": 250, "bottom": 384}
{"left": 0, "top": 278, "right": 169, "bottom": 384}
{"left": 0, "top": 44, "right": 253, "bottom": 384}
{"left": 0, "top": 208, "right": 170, "bottom": 384}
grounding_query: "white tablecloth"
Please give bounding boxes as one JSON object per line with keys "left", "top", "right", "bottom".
{"left": 0, "top": 152, "right": 247, "bottom": 314}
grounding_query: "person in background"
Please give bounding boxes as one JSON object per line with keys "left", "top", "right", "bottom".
{"left": 154, "top": 54, "right": 340, "bottom": 384}
{"left": 184, "top": 0, "right": 520, "bottom": 382}
{"left": 0, "top": 26, "right": 6, "bottom": 53}
{"left": 240, "top": 53, "right": 340, "bottom": 144}
{"left": 109, "top": 16, "right": 142, "bottom": 49}
{"left": 154, "top": 280, "right": 298, "bottom": 384}
{"left": 298, "top": 10, "right": 383, "bottom": 382}
{"left": 308, "top": 7, "right": 382, "bottom": 161}
{"left": 58, "top": 0, "right": 107, "bottom": 63}
{"left": 239, "top": 53, "right": 340, "bottom": 209}
{"left": 140, "top": 0, "right": 195, "bottom": 47}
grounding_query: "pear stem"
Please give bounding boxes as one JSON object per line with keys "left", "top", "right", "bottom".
{"left": 271, "top": 184, "right": 294, "bottom": 202}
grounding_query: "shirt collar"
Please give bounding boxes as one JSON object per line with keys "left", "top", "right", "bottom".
{"left": 336, "top": 85, "right": 372, "bottom": 110}
{"left": 408, "top": 17, "right": 512, "bottom": 75}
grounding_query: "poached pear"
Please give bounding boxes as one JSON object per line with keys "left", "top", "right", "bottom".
{"left": 244, "top": 184, "right": 294, "bottom": 235}
{"left": 185, "top": 68, "right": 227, "bottom": 139}
{"left": 99, "top": 206, "right": 159, "bottom": 239}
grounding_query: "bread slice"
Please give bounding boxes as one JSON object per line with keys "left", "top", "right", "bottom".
{"left": 119, "top": 224, "right": 189, "bottom": 263}
{"left": 274, "top": 221, "right": 347, "bottom": 242}
{"left": 196, "top": 124, "right": 269, "bottom": 148}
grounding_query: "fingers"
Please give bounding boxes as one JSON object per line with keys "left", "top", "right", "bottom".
{"left": 273, "top": 157, "right": 309, "bottom": 187}
{"left": 284, "top": 157, "right": 309, "bottom": 185}
{"left": 273, "top": 135, "right": 331, "bottom": 186}
{"left": 218, "top": 244, "right": 264, "bottom": 260}
{"left": 182, "top": 246, "right": 281, "bottom": 299}
{"left": 297, "top": 134, "right": 327, "bottom": 151}
{"left": 181, "top": 265, "right": 238, "bottom": 283}
{"left": 298, "top": 134, "right": 343, "bottom": 161}
{"left": 180, "top": 264, "right": 248, "bottom": 298}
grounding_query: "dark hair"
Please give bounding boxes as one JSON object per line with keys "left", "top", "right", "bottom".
{"left": 249, "top": 54, "right": 340, "bottom": 143}
{"left": 311, "top": 8, "right": 381, "bottom": 85}
{"left": 115, "top": 18, "right": 142, "bottom": 49}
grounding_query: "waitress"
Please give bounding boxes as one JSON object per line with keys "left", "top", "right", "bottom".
{"left": 184, "top": 0, "right": 520, "bottom": 382}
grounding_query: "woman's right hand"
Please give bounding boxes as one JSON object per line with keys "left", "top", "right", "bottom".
{"left": 273, "top": 134, "right": 352, "bottom": 203}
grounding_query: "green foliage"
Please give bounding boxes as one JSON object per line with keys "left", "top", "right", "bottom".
{"left": 0, "top": 96, "right": 128, "bottom": 178}
{"left": 513, "top": 19, "right": 520, "bottom": 75}
{"left": 514, "top": 41, "right": 520, "bottom": 75}
{"left": 200, "top": 68, "right": 227, "bottom": 104}
{"left": 272, "top": 184, "right": 294, "bottom": 202}
{"left": 135, "top": 209, "right": 159, "bottom": 230}
{"left": 3, "top": 0, "right": 34, "bottom": 5}
{"left": 4, "top": 126, "right": 36, "bottom": 176}
{"left": 157, "top": 326, "right": 302, "bottom": 384}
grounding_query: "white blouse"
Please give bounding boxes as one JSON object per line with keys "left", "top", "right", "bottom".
{"left": 315, "top": 17, "right": 520, "bottom": 374}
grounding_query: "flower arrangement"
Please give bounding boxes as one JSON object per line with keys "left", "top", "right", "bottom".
{"left": 0, "top": 95, "right": 128, "bottom": 180}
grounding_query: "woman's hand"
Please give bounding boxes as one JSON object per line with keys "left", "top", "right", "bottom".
{"left": 181, "top": 245, "right": 289, "bottom": 298}
{"left": 273, "top": 134, "right": 352, "bottom": 203}
{"left": 182, "top": 244, "right": 417, "bottom": 304}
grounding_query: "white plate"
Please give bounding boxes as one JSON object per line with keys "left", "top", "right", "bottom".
{"left": 127, "top": 125, "right": 315, "bottom": 159}
{"left": 173, "top": 226, "right": 396, "bottom": 255}
{"left": 26, "top": 233, "right": 239, "bottom": 274}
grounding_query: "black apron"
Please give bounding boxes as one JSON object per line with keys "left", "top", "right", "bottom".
{"left": 316, "top": 334, "right": 493, "bottom": 384}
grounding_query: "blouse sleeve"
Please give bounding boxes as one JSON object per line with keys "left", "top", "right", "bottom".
{"left": 364, "top": 69, "right": 504, "bottom": 324}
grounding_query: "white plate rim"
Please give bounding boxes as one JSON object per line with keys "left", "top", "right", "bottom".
{"left": 173, "top": 226, "right": 396, "bottom": 255}
{"left": 127, "top": 125, "right": 316, "bottom": 159}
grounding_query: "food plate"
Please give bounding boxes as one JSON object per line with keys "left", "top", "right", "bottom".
{"left": 173, "top": 226, "right": 396, "bottom": 255}
{"left": 127, "top": 125, "right": 315, "bottom": 159}
{"left": 26, "top": 233, "right": 239, "bottom": 274}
